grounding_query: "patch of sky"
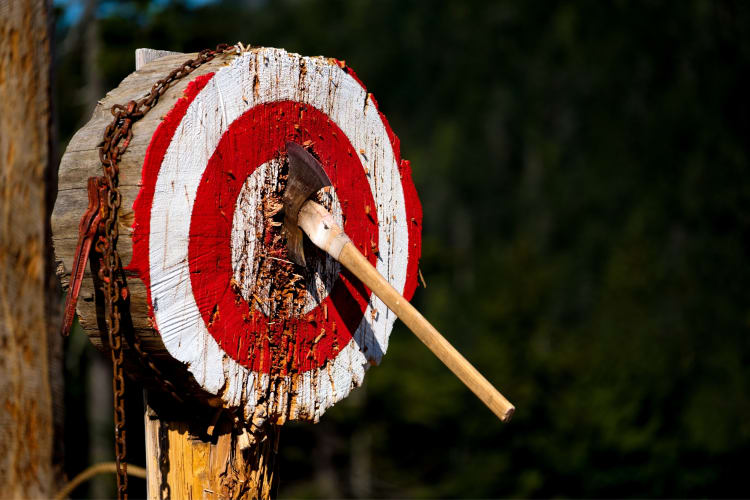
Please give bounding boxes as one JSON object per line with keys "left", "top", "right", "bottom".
{"left": 54, "top": 0, "right": 219, "bottom": 27}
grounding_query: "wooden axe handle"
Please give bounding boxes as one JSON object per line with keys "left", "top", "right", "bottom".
{"left": 298, "top": 201, "right": 515, "bottom": 422}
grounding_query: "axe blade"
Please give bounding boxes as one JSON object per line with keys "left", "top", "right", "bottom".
{"left": 283, "top": 142, "right": 332, "bottom": 266}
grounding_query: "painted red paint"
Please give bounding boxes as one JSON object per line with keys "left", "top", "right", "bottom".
{"left": 129, "top": 73, "right": 216, "bottom": 319}
{"left": 131, "top": 65, "right": 422, "bottom": 378}
{"left": 341, "top": 64, "right": 424, "bottom": 302}
{"left": 188, "top": 101, "right": 378, "bottom": 374}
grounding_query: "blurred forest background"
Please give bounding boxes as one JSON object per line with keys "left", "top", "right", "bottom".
{"left": 53, "top": 0, "right": 750, "bottom": 497}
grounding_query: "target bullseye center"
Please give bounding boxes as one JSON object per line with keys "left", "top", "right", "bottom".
{"left": 230, "top": 156, "right": 344, "bottom": 317}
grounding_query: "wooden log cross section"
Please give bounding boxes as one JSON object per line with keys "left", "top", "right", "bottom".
{"left": 52, "top": 46, "right": 423, "bottom": 496}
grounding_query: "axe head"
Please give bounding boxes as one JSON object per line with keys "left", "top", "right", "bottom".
{"left": 283, "top": 142, "right": 332, "bottom": 266}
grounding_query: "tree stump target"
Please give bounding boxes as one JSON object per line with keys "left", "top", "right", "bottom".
{"left": 52, "top": 47, "right": 422, "bottom": 426}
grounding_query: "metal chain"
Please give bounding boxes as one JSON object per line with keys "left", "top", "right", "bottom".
{"left": 95, "top": 43, "right": 235, "bottom": 499}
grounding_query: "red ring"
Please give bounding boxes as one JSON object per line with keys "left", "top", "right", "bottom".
{"left": 188, "top": 101, "right": 378, "bottom": 374}
{"left": 131, "top": 67, "right": 423, "bottom": 380}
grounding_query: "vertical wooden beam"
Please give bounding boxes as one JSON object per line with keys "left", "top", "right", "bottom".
{"left": 144, "top": 393, "right": 280, "bottom": 499}
{"left": 0, "top": 0, "right": 56, "bottom": 496}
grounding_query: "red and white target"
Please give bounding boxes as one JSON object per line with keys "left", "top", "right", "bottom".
{"left": 130, "top": 48, "right": 422, "bottom": 424}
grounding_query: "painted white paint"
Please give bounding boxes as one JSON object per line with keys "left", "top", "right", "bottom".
{"left": 147, "top": 47, "right": 409, "bottom": 424}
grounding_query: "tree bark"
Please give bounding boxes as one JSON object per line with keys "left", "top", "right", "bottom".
{"left": 0, "top": 0, "right": 56, "bottom": 497}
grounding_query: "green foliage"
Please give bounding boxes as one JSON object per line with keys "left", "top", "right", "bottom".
{"left": 55, "top": 0, "right": 750, "bottom": 496}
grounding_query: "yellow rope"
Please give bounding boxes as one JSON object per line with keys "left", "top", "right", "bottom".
{"left": 55, "top": 462, "right": 147, "bottom": 500}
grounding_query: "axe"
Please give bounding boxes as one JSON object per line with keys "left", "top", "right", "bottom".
{"left": 283, "top": 142, "right": 514, "bottom": 422}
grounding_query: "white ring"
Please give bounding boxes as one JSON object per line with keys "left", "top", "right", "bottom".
{"left": 147, "top": 48, "right": 409, "bottom": 423}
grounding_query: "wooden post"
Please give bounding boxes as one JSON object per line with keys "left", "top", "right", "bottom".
{"left": 143, "top": 392, "right": 280, "bottom": 499}
{"left": 0, "top": 0, "right": 57, "bottom": 496}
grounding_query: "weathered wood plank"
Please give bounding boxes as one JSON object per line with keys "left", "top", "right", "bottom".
{"left": 135, "top": 49, "right": 182, "bottom": 71}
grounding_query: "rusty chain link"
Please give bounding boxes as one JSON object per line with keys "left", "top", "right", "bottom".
{"left": 95, "top": 43, "right": 236, "bottom": 499}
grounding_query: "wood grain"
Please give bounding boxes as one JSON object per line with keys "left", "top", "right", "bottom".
{"left": 0, "top": 0, "right": 56, "bottom": 496}
{"left": 135, "top": 49, "right": 182, "bottom": 71}
{"left": 52, "top": 51, "right": 233, "bottom": 353}
{"left": 144, "top": 394, "right": 279, "bottom": 500}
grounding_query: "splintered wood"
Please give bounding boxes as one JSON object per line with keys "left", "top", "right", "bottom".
{"left": 52, "top": 46, "right": 423, "bottom": 427}
{"left": 144, "top": 402, "right": 280, "bottom": 499}
{"left": 226, "top": 154, "right": 345, "bottom": 428}
{"left": 230, "top": 156, "right": 339, "bottom": 321}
